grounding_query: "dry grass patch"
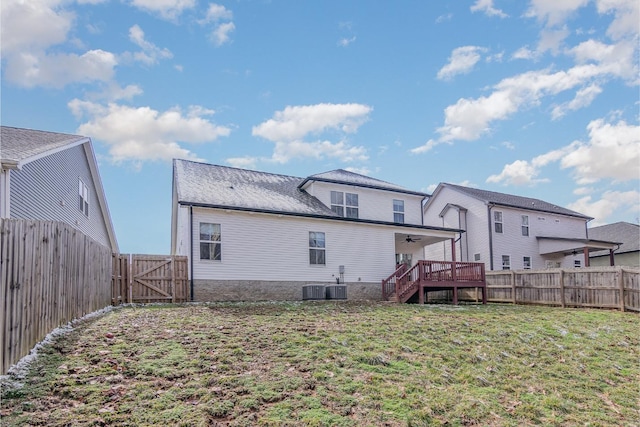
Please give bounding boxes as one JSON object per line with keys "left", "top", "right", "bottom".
{"left": 1, "top": 302, "right": 638, "bottom": 426}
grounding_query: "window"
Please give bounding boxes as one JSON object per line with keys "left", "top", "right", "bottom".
{"left": 330, "top": 191, "right": 344, "bottom": 216}
{"left": 199, "top": 223, "right": 221, "bottom": 261}
{"left": 521, "top": 215, "right": 529, "bottom": 236}
{"left": 474, "top": 253, "right": 481, "bottom": 262}
{"left": 78, "top": 179, "right": 89, "bottom": 217}
{"left": 502, "top": 255, "right": 511, "bottom": 270}
{"left": 523, "top": 256, "right": 531, "bottom": 270}
{"left": 393, "top": 199, "right": 405, "bottom": 223}
{"left": 345, "top": 193, "right": 359, "bottom": 219}
{"left": 309, "top": 231, "right": 326, "bottom": 265}
{"left": 330, "top": 191, "right": 358, "bottom": 219}
{"left": 494, "top": 211, "right": 503, "bottom": 233}
{"left": 574, "top": 259, "right": 581, "bottom": 268}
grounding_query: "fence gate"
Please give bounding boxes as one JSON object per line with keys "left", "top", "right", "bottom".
{"left": 112, "top": 254, "right": 189, "bottom": 304}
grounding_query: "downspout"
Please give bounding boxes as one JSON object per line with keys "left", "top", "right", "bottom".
{"left": 487, "top": 204, "right": 494, "bottom": 271}
{"left": 189, "top": 205, "right": 194, "bottom": 301}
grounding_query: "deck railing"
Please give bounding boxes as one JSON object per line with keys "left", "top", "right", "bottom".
{"left": 381, "top": 264, "right": 407, "bottom": 300}
{"left": 382, "top": 260, "right": 486, "bottom": 301}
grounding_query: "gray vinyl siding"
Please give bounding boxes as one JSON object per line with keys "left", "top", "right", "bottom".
{"left": 9, "top": 144, "right": 111, "bottom": 248}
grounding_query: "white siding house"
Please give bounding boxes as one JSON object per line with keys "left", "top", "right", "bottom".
{"left": 588, "top": 222, "right": 638, "bottom": 267}
{"left": 423, "top": 183, "right": 617, "bottom": 271}
{"left": 171, "top": 160, "right": 460, "bottom": 301}
{"left": 0, "top": 126, "right": 118, "bottom": 252}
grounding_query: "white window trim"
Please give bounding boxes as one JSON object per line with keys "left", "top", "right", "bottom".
{"left": 501, "top": 255, "right": 511, "bottom": 270}
{"left": 330, "top": 191, "right": 358, "bottom": 219}
{"left": 494, "top": 211, "right": 503, "bottom": 234}
{"left": 309, "top": 231, "right": 326, "bottom": 266}
{"left": 521, "top": 215, "right": 529, "bottom": 236}
{"left": 393, "top": 199, "right": 405, "bottom": 224}
{"left": 523, "top": 256, "right": 532, "bottom": 270}
{"left": 78, "top": 178, "right": 89, "bottom": 217}
{"left": 199, "top": 222, "right": 222, "bottom": 261}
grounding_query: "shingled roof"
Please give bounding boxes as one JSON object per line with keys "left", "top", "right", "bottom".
{"left": 589, "top": 222, "right": 639, "bottom": 255}
{"left": 439, "top": 183, "right": 592, "bottom": 220}
{"left": 1, "top": 126, "right": 88, "bottom": 167}
{"left": 173, "top": 159, "right": 339, "bottom": 216}
{"left": 299, "top": 169, "right": 427, "bottom": 196}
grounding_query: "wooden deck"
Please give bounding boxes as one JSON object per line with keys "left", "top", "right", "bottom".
{"left": 382, "top": 260, "right": 486, "bottom": 304}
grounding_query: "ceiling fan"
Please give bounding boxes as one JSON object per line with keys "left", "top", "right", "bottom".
{"left": 405, "top": 235, "right": 421, "bottom": 243}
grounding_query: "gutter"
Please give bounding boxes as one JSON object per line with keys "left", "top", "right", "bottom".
{"left": 189, "top": 205, "right": 194, "bottom": 301}
{"left": 487, "top": 204, "right": 494, "bottom": 271}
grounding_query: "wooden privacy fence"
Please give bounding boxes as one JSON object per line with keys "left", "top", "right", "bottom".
{"left": 479, "top": 267, "right": 640, "bottom": 312}
{"left": 1, "top": 219, "right": 112, "bottom": 375}
{"left": 112, "top": 254, "right": 189, "bottom": 304}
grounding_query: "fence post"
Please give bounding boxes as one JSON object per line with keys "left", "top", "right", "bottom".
{"left": 127, "top": 254, "right": 133, "bottom": 304}
{"left": 560, "top": 269, "right": 565, "bottom": 308}
{"left": 618, "top": 267, "right": 625, "bottom": 312}
{"left": 511, "top": 271, "right": 516, "bottom": 305}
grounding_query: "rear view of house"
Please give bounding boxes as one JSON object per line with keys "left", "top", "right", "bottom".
{"left": 171, "top": 160, "right": 461, "bottom": 301}
{"left": 0, "top": 126, "right": 118, "bottom": 252}
{"left": 422, "top": 183, "right": 618, "bottom": 271}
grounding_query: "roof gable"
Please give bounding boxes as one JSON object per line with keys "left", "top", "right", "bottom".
{"left": 299, "top": 169, "right": 427, "bottom": 196}
{"left": 173, "top": 160, "right": 337, "bottom": 216}
{"left": 439, "top": 183, "right": 592, "bottom": 220}
{"left": 1, "top": 126, "right": 88, "bottom": 167}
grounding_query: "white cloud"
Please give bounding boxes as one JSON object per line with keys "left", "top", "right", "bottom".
{"left": 435, "top": 13, "right": 453, "bottom": 23}
{"left": 211, "top": 21, "right": 235, "bottom": 46}
{"left": 537, "top": 26, "right": 570, "bottom": 54}
{"left": 567, "top": 190, "right": 640, "bottom": 225}
{"left": 524, "top": 0, "right": 590, "bottom": 27}
{"left": 4, "top": 49, "right": 117, "bottom": 88}
{"left": 437, "top": 46, "right": 487, "bottom": 81}
{"left": 410, "top": 139, "right": 441, "bottom": 154}
{"left": 0, "top": 0, "right": 73, "bottom": 54}
{"left": 68, "top": 99, "right": 231, "bottom": 163}
{"left": 226, "top": 156, "right": 258, "bottom": 169}
{"left": 486, "top": 118, "right": 639, "bottom": 188}
{"left": 551, "top": 84, "right": 602, "bottom": 119}
{"left": 596, "top": 0, "right": 640, "bottom": 40}
{"left": 128, "top": 0, "right": 195, "bottom": 20}
{"left": 345, "top": 166, "right": 371, "bottom": 176}
{"left": 470, "top": 0, "right": 508, "bottom": 18}
{"left": 561, "top": 119, "right": 640, "bottom": 184}
{"left": 200, "top": 3, "right": 233, "bottom": 24}
{"left": 127, "top": 25, "right": 173, "bottom": 65}
{"left": 252, "top": 103, "right": 372, "bottom": 164}
{"left": 338, "top": 36, "right": 356, "bottom": 47}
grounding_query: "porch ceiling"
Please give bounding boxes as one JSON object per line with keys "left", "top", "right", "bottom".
{"left": 537, "top": 237, "right": 619, "bottom": 257}
{"left": 394, "top": 232, "right": 450, "bottom": 248}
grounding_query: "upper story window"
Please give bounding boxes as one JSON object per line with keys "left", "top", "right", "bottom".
{"left": 309, "top": 231, "right": 326, "bottom": 265}
{"left": 521, "top": 215, "right": 529, "bottom": 236}
{"left": 393, "top": 199, "right": 405, "bottom": 223}
{"left": 494, "top": 211, "right": 503, "bottom": 233}
{"left": 330, "top": 191, "right": 358, "bottom": 219}
{"left": 78, "top": 179, "right": 89, "bottom": 217}
{"left": 200, "top": 223, "right": 221, "bottom": 261}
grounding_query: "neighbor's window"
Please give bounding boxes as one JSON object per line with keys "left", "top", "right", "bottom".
{"left": 502, "top": 255, "right": 511, "bottom": 270}
{"left": 200, "top": 223, "right": 221, "bottom": 261}
{"left": 521, "top": 215, "right": 529, "bottom": 236}
{"left": 393, "top": 199, "right": 405, "bottom": 223}
{"left": 523, "top": 256, "right": 531, "bottom": 270}
{"left": 494, "top": 211, "right": 503, "bottom": 233}
{"left": 574, "top": 259, "right": 581, "bottom": 268}
{"left": 474, "top": 253, "right": 481, "bottom": 262}
{"left": 78, "top": 179, "right": 89, "bottom": 217}
{"left": 309, "top": 231, "right": 326, "bottom": 265}
{"left": 330, "top": 191, "right": 358, "bottom": 219}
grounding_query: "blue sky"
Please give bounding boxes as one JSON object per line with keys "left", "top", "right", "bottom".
{"left": 2, "top": 0, "right": 638, "bottom": 254}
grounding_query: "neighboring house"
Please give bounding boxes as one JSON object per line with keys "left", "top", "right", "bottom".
{"left": 422, "top": 183, "right": 618, "bottom": 271}
{"left": 588, "top": 222, "right": 639, "bottom": 267}
{"left": 0, "top": 126, "right": 118, "bottom": 252}
{"left": 171, "top": 160, "right": 461, "bottom": 301}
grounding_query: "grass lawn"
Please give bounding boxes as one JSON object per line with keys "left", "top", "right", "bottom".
{"left": 1, "top": 302, "right": 638, "bottom": 426}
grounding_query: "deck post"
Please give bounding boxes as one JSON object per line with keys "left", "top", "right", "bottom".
{"left": 583, "top": 247, "right": 590, "bottom": 267}
{"left": 419, "top": 285, "right": 424, "bottom": 304}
